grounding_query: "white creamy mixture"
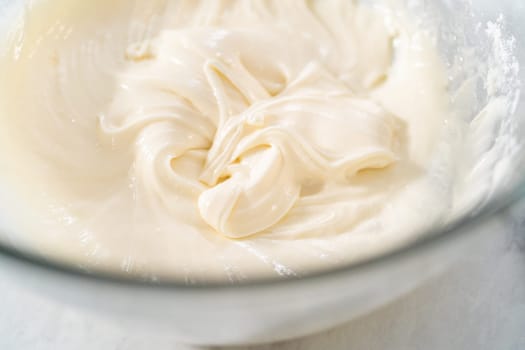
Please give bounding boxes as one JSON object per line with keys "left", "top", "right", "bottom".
{"left": 0, "top": 0, "right": 455, "bottom": 280}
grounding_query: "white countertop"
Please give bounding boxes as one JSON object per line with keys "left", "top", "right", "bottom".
{"left": 1, "top": 203, "right": 524, "bottom": 350}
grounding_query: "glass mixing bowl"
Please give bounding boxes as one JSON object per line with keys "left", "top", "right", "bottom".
{"left": 0, "top": 0, "right": 524, "bottom": 346}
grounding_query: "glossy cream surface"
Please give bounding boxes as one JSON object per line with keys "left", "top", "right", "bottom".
{"left": 0, "top": 0, "right": 454, "bottom": 280}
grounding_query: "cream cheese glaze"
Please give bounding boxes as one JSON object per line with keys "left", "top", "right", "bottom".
{"left": 0, "top": 0, "right": 455, "bottom": 280}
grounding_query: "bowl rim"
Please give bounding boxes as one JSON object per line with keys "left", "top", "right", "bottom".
{"left": 1, "top": 178, "right": 523, "bottom": 290}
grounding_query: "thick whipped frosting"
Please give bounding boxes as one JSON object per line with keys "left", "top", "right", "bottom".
{"left": 0, "top": 0, "right": 454, "bottom": 280}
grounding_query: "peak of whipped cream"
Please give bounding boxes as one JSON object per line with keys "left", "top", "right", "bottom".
{"left": 100, "top": 3, "right": 401, "bottom": 238}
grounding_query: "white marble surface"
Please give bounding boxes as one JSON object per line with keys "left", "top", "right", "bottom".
{"left": 1, "top": 205, "right": 524, "bottom": 350}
